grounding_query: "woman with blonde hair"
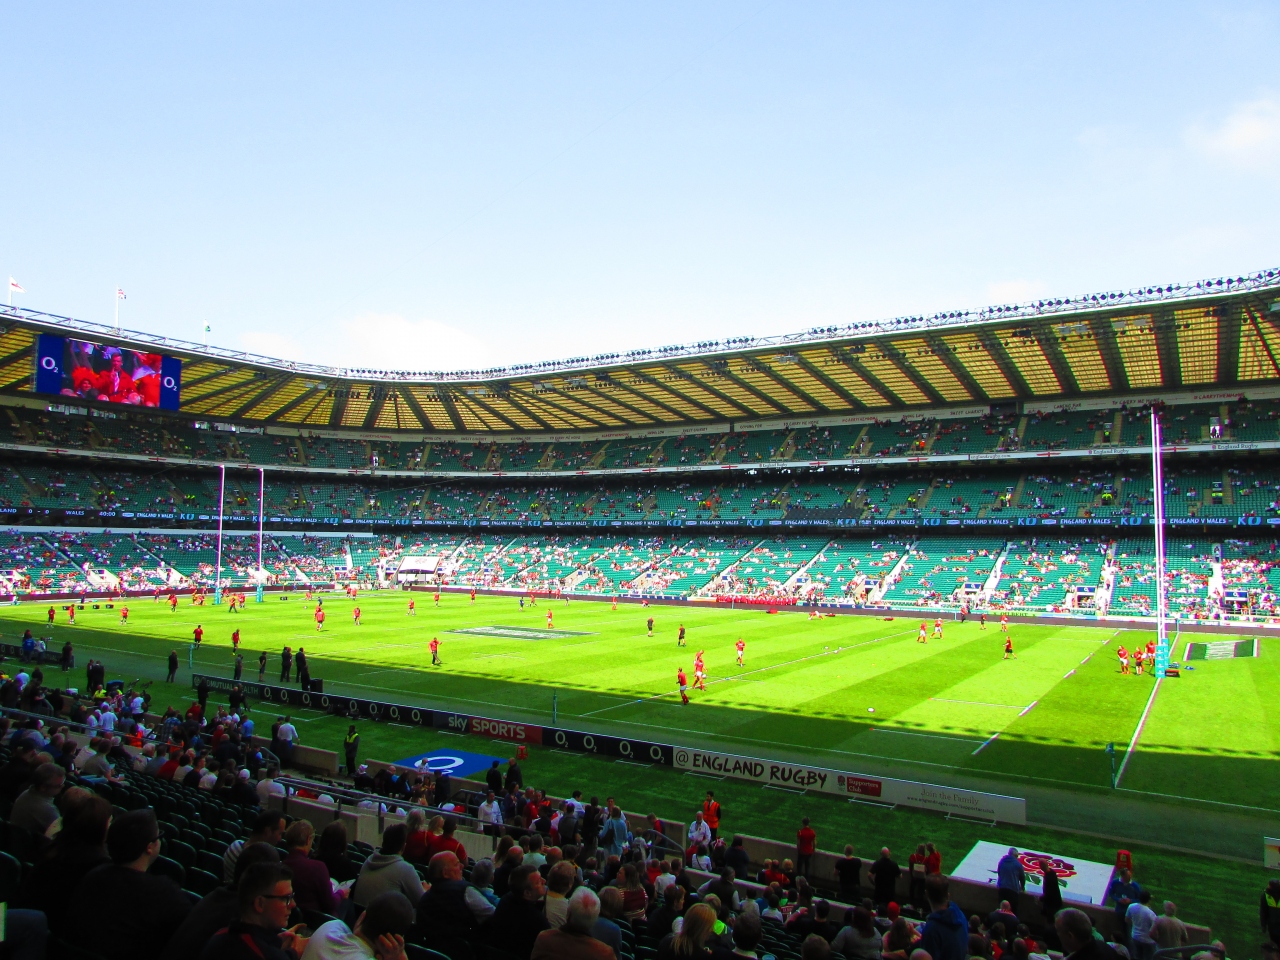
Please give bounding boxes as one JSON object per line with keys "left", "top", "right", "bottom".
{"left": 403, "top": 809, "right": 430, "bottom": 863}
{"left": 659, "top": 902, "right": 716, "bottom": 958}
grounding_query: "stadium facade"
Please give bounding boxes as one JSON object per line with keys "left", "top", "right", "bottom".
{"left": 2, "top": 268, "right": 1280, "bottom": 616}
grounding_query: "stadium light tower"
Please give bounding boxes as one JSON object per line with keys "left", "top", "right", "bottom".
{"left": 1151, "top": 408, "right": 1169, "bottom": 676}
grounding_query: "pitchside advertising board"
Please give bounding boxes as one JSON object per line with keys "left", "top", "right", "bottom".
{"left": 195, "top": 676, "right": 1018, "bottom": 819}
{"left": 672, "top": 748, "right": 1027, "bottom": 824}
{"left": 951, "top": 841, "right": 1115, "bottom": 905}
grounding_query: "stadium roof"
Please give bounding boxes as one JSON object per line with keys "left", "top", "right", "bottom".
{"left": 3, "top": 267, "right": 1280, "bottom": 434}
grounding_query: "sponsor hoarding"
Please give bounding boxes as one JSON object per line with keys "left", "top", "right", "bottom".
{"left": 671, "top": 747, "right": 1026, "bottom": 823}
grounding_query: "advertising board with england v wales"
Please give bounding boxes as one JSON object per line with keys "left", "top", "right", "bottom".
{"left": 671, "top": 748, "right": 1026, "bottom": 824}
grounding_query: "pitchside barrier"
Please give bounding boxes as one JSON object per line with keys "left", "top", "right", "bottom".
{"left": 193, "top": 674, "right": 1027, "bottom": 824}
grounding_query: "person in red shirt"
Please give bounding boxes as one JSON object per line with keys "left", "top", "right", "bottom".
{"left": 918, "top": 621, "right": 928, "bottom": 644}
{"left": 1000, "top": 614, "right": 1009, "bottom": 632}
{"left": 231, "top": 629, "right": 240, "bottom": 652}
{"left": 924, "top": 842, "right": 942, "bottom": 875}
{"left": 95, "top": 351, "right": 136, "bottom": 403}
{"left": 408, "top": 599, "right": 416, "bottom": 616}
{"left": 68, "top": 606, "right": 75, "bottom": 624}
{"left": 434, "top": 591, "right": 440, "bottom": 607}
{"left": 192, "top": 624, "right": 203, "bottom": 646}
{"left": 433, "top": 818, "right": 467, "bottom": 860}
{"left": 677, "top": 668, "right": 689, "bottom": 705}
{"left": 546, "top": 609, "right": 554, "bottom": 628}
{"left": 156, "top": 748, "right": 181, "bottom": 780}
{"left": 932, "top": 617, "right": 943, "bottom": 639}
{"left": 47, "top": 605, "right": 55, "bottom": 624}
{"left": 702, "top": 791, "right": 721, "bottom": 842}
{"left": 693, "top": 651, "right": 707, "bottom": 690}
{"left": 1003, "top": 635, "right": 1016, "bottom": 659}
{"left": 119, "top": 605, "right": 129, "bottom": 625}
{"left": 1117, "top": 645, "right": 1130, "bottom": 674}
{"left": 470, "top": 588, "right": 476, "bottom": 604}
{"left": 315, "top": 608, "right": 325, "bottom": 631}
{"left": 735, "top": 638, "right": 746, "bottom": 666}
{"left": 796, "top": 817, "right": 817, "bottom": 878}
{"left": 1134, "top": 646, "right": 1144, "bottom": 675}
{"left": 430, "top": 637, "right": 441, "bottom": 666}
{"left": 352, "top": 605, "right": 361, "bottom": 625}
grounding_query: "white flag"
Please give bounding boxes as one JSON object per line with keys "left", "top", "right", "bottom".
{"left": 8, "top": 278, "right": 24, "bottom": 294}
{"left": 116, "top": 288, "right": 126, "bottom": 300}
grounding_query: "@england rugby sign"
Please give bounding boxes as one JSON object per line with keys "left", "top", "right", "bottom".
{"left": 672, "top": 748, "right": 1026, "bottom": 824}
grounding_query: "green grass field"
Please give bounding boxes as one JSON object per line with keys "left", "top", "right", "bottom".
{"left": 7, "top": 591, "right": 1278, "bottom": 809}
{"left": 2, "top": 590, "right": 1276, "bottom": 952}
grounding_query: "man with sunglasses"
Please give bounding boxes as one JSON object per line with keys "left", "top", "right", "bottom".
{"left": 202, "top": 862, "right": 309, "bottom": 960}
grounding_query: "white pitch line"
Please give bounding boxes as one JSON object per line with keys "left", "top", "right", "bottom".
{"left": 930, "top": 698, "right": 1025, "bottom": 709}
{"left": 870, "top": 727, "right": 983, "bottom": 744}
{"left": 972, "top": 732, "right": 1000, "bottom": 755}
{"left": 578, "top": 631, "right": 904, "bottom": 717}
{"left": 1018, "top": 699, "right": 1038, "bottom": 717}
{"left": 1115, "top": 677, "right": 1163, "bottom": 787}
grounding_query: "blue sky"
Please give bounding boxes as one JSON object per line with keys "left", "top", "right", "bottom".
{"left": 3, "top": 3, "right": 1279, "bottom": 373}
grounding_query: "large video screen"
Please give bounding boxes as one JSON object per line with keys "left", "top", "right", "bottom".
{"left": 35, "top": 335, "right": 182, "bottom": 410}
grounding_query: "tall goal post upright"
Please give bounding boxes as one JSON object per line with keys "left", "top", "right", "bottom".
{"left": 214, "top": 463, "right": 225, "bottom": 605}
{"left": 1151, "top": 408, "right": 1169, "bottom": 677}
{"left": 256, "top": 466, "right": 266, "bottom": 602}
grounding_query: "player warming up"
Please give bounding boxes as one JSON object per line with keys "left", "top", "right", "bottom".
{"left": 917, "top": 621, "right": 928, "bottom": 644}
{"left": 647, "top": 617, "right": 654, "bottom": 638}
{"left": 677, "top": 624, "right": 686, "bottom": 647}
{"left": 932, "top": 617, "right": 943, "bottom": 639}
{"left": 47, "top": 606, "right": 55, "bottom": 625}
{"left": 193, "top": 624, "right": 204, "bottom": 647}
{"left": 430, "top": 637, "right": 442, "bottom": 666}
{"left": 353, "top": 606, "right": 362, "bottom": 625}
{"left": 169, "top": 592, "right": 179, "bottom": 613}
{"left": 546, "top": 608, "right": 554, "bottom": 628}
{"left": 735, "top": 638, "right": 745, "bottom": 666}
{"left": 232, "top": 629, "right": 240, "bottom": 652}
{"left": 408, "top": 599, "right": 416, "bottom": 616}
{"left": 693, "top": 650, "right": 707, "bottom": 691}
{"left": 1000, "top": 614, "right": 1009, "bottom": 633}
{"left": 1117, "top": 644, "right": 1130, "bottom": 674}
{"left": 315, "top": 606, "right": 325, "bottom": 631}
{"left": 119, "top": 605, "right": 129, "bottom": 625}
{"left": 677, "top": 668, "right": 690, "bottom": 704}
{"left": 1003, "top": 635, "right": 1016, "bottom": 659}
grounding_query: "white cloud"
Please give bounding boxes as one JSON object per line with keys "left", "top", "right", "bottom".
{"left": 984, "top": 279, "right": 1046, "bottom": 305}
{"left": 1186, "top": 96, "right": 1280, "bottom": 171}
{"left": 239, "top": 313, "right": 504, "bottom": 372}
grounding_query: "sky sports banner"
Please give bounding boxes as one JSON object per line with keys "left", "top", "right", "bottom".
{"left": 35, "top": 334, "right": 181, "bottom": 410}
{"left": 672, "top": 747, "right": 1027, "bottom": 824}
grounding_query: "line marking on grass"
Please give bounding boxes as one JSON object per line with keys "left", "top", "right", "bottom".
{"left": 871, "top": 727, "right": 983, "bottom": 744}
{"left": 578, "top": 631, "right": 902, "bottom": 717}
{"left": 971, "top": 732, "right": 1000, "bottom": 755}
{"left": 1018, "top": 700, "right": 1038, "bottom": 717}
{"left": 763, "top": 784, "right": 805, "bottom": 795}
{"left": 1115, "top": 676, "right": 1163, "bottom": 787}
{"left": 930, "top": 698, "right": 1024, "bottom": 709}
{"left": 1063, "top": 669, "right": 1075, "bottom": 678}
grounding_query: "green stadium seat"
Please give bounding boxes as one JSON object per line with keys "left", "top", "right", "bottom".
{"left": 150, "top": 855, "right": 185, "bottom": 886}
